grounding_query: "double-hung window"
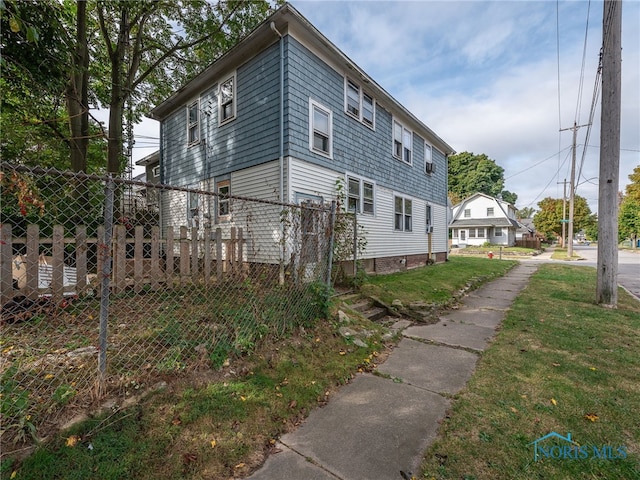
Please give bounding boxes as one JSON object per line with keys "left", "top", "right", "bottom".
{"left": 425, "top": 143, "right": 435, "bottom": 175}
{"left": 464, "top": 208, "right": 471, "bottom": 218}
{"left": 346, "top": 80, "right": 360, "bottom": 117}
{"left": 426, "top": 204, "right": 432, "bottom": 232}
{"left": 347, "top": 175, "right": 375, "bottom": 215}
{"left": 187, "top": 101, "right": 199, "bottom": 145}
{"left": 469, "top": 228, "right": 476, "bottom": 238}
{"left": 309, "top": 99, "right": 332, "bottom": 157}
{"left": 393, "top": 120, "right": 412, "bottom": 165}
{"left": 487, "top": 207, "right": 494, "bottom": 217}
{"left": 217, "top": 180, "right": 230, "bottom": 219}
{"left": 394, "top": 196, "right": 412, "bottom": 231}
{"left": 345, "top": 78, "right": 375, "bottom": 128}
{"left": 494, "top": 227, "right": 503, "bottom": 237}
{"left": 347, "top": 176, "right": 360, "bottom": 212}
{"left": 219, "top": 75, "right": 235, "bottom": 124}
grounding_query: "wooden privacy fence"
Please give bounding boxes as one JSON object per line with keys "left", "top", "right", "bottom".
{"left": 515, "top": 237, "right": 541, "bottom": 250}
{"left": 0, "top": 223, "right": 246, "bottom": 306}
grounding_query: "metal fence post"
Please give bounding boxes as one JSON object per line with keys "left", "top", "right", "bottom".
{"left": 326, "top": 201, "right": 336, "bottom": 288}
{"left": 98, "top": 175, "right": 115, "bottom": 396}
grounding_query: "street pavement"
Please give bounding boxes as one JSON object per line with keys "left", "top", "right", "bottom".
{"left": 522, "top": 244, "right": 640, "bottom": 301}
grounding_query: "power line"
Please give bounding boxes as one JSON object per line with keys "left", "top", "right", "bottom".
{"left": 505, "top": 145, "right": 572, "bottom": 180}
{"left": 574, "top": 0, "right": 593, "bottom": 123}
{"left": 555, "top": 0, "right": 563, "bottom": 199}
{"left": 525, "top": 148, "right": 572, "bottom": 209}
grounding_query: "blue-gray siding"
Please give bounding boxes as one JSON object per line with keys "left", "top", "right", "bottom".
{"left": 284, "top": 36, "right": 448, "bottom": 205}
{"left": 161, "top": 34, "right": 448, "bottom": 206}
{"left": 162, "top": 43, "right": 281, "bottom": 186}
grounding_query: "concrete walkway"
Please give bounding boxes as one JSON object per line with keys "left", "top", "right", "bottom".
{"left": 247, "top": 263, "right": 539, "bottom": 480}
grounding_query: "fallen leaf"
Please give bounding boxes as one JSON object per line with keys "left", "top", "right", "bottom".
{"left": 288, "top": 400, "right": 297, "bottom": 409}
{"left": 552, "top": 363, "right": 561, "bottom": 367}
{"left": 240, "top": 396, "right": 247, "bottom": 402}
{"left": 234, "top": 463, "right": 246, "bottom": 469}
{"left": 210, "top": 439, "right": 217, "bottom": 448}
{"left": 11, "top": 471, "right": 17, "bottom": 479}
{"left": 182, "top": 453, "right": 197, "bottom": 464}
{"left": 339, "top": 350, "right": 346, "bottom": 356}
{"left": 510, "top": 407, "right": 518, "bottom": 413}
{"left": 171, "top": 417, "right": 181, "bottom": 425}
{"left": 589, "top": 367, "right": 597, "bottom": 371}
{"left": 44, "top": 373, "right": 55, "bottom": 380}
{"left": 584, "top": 413, "right": 599, "bottom": 422}
{"left": 551, "top": 398, "right": 558, "bottom": 406}
{"left": 66, "top": 435, "right": 80, "bottom": 447}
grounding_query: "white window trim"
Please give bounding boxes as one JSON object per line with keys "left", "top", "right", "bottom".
{"left": 426, "top": 203, "right": 433, "bottom": 233}
{"left": 216, "top": 179, "right": 231, "bottom": 222}
{"left": 187, "top": 100, "right": 200, "bottom": 145}
{"left": 424, "top": 142, "right": 435, "bottom": 175}
{"left": 218, "top": 73, "right": 237, "bottom": 126}
{"left": 344, "top": 77, "right": 375, "bottom": 129}
{"left": 393, "top": 194, "right": 413, "bottom": 232}
{"left": 345, "top": 173, "right": 376, "bottom": 215}
{"left": 392, "top": 119, "right": 412, "bottom": 165}
{"left": 464, "top": 208, "right": 471, "bottom": 218}
{"left": 309, "top": 99, "right": 333, "bottom": 158}
{"left": 151, "top": 165, "right": 160, "bottom": 178}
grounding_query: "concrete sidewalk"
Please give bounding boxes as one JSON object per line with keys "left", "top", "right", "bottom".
{"left": 247, "top": 263, "right": 539, "bottom": 480}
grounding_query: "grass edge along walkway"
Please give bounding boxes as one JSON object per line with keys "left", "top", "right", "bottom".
{"left": 420, "top": 263, "right": 640, "bottom": 480}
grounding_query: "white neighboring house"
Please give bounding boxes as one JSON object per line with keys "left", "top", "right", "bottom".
{"left": 450, "top": 193, "right": 520, "bottom": 247}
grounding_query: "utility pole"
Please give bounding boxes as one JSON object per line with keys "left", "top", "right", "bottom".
{"left": 560, "top": 122, "right": 589, "bottom": 258}
{"left": 557, "top": 179, "right": 568, "bottom": 248}
{"left": 597, "top": 0, "right": 622, "bottom": 306}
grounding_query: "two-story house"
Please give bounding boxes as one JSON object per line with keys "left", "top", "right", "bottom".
{"left": 148, "top": 3, "right": 454, "bottom": 274}
{"left": 450, "top": 193, "right": 520, "bottom": 247}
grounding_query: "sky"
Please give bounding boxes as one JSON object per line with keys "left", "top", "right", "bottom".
{"left": 131, "top": 0, "right": 640, "bottom": 214}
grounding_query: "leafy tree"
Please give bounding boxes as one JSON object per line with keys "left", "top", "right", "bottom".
{"left": 448, "top": 152, "right": 517, "bottom": 205}
{"left": 92, "top": 0, "right": 275, "bottom": 175}
{"left": 618, "top": 165, "right": 640, "bottom": 247}
{"left": 517, "top": 206, "right": 536, "bottom": 219}
{"left": 533, "top": 195, "right": 593, "bottom": 242}
{"left": 2, "top": 0, "right": 276, "bottom": 177}
{"left": 1, "top": 0, "right": 73, "bottom": 167}
{"left": 585, "top": 215, "right": 599, "bottom": 241}
{"left": 500, "top": 190, "right": 518, "bottom": 205}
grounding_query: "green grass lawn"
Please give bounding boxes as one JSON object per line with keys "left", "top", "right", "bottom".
{"left": 420, "top": 264, "right": 640, "bottom": 479}
{"left": 551, "top": 247, "right": 583, "bottom": 260}
{"left": 360, "top": 256, "right": 517, "bottom": 306}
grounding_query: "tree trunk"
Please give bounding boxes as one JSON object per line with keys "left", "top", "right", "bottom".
{"left": 67, "top": 0, "right": 89, "bottom": 173}
{"left": 106, "top": 7, "right": 128, "bottom": 176}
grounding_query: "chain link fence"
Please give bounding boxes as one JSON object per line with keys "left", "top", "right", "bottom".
{"left": 1, "top": 164, "right": 340, "bottom": 453}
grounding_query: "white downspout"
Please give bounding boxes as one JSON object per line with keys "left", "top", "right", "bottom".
{"left": 271, "top": 22, "right": 285, "bottom": 284}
